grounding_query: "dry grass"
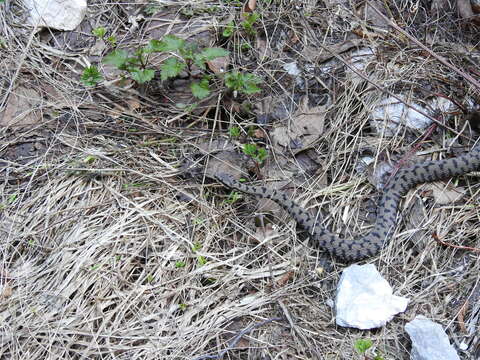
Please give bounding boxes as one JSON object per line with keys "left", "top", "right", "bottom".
{"left": 1, "top": 1, "right": 479, "bottom": 359}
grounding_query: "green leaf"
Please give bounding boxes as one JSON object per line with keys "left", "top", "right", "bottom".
{"left": 179, "top": 42, "right": 198, "bottom": 61}
{"left": 152, "top": 34, "right": 185, "bottom": 52}
{"left": 197, "top": 255, "right": 207, "bottom": 266}
{"left": 106, "top": 36, "right": 116, "bottom": 45}
{"left": 256, "top": 147, "right": 268, "bottom": 162}
{"left": 130, "top": 68, "right": 155, "bottom": 83}
{"left": 190, "top": 78, "right": 211, "bottom": 99}
{"left": 175, "top": 261, "right": 186, "bottom": 268}
{"left": 225, "top": 71, "right": 262, "bottom": 95}
{"left": 354, "top": 339, "right": 373, "bottom": 354}
{"left": 242, "top": 12, "right": 259, "bottom": 36}
{"left": 222, "top": 21, "right": 234, "bottom": 37}
{"left": 242, "top": 143, "right": 257, "bottom": 157}
{"left": 103, "top": 49, "right": 130, "bottom": 68}
{"left": 81, "top": 66, "right": 103, "bottom": 86}
{"left": 192, "top": 242, "right": 202, "bottom": 252}
{"left": 229, "top": 126, "right": 241, "bottom": 137}
{"left": 193, "top": 47, "right": 229, "bottom": 69}
{"left": 92, "top": 27, "right": 106, "bottom": 38}
{"left": 160, "top": 57, "right": 186, "bottom": 80}
{"left": 225, "top": 191, "right": 241, "bottom": 204}
{"left": 200, "top": 47, "right": 229, "bottom": 60}
{"left": 176, "top": 103, "right": 198, "bottom": 112}
{"left": 145, "top": 39, "right": 164, "bottom": 53}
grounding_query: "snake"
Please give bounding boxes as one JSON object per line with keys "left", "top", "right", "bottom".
{"left": 216, "top": 144, "right": 480, "bottom": 261}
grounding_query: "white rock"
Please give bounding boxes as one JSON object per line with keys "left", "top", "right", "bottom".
{"left": 405, "top": 315, "right": 460, "bottom": 360}
{"left": 335, "top": 264, "right": 409, "bottom": 329}
{"left": 24, "top": 0, "right": 87, "bottom": 31}
{"left": 283, "top": 62, "right": 301, "bottom": 76}
{"left": 369, "top": 95, "right": 433, "bottom": 136}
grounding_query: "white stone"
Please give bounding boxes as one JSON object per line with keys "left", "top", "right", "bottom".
{"left": 283, "top": 62, "right": 301, "bottom": 76}
{"left": 405, "top": 315, "right": 460, "bottom": 360}
{"left": 335, "top": 264, "right": 409, "bottom": 329}
{"left": 24, "top": 0, "right": 87, "bottom": 31}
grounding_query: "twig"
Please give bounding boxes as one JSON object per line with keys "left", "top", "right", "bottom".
{"left": 367, "top": 1, "right": 480, "bottom": 90}
{"left": 192, "top": 317, "right": 285, "bottom": 360}
{"left": 432, "top": 232, "right": 480, "bottom": 253}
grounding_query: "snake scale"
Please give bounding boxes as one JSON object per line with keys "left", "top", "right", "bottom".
{"left": 216, "top": 144, "right": 480, "bottom": 261}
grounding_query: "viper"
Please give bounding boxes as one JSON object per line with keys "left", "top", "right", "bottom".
{"left": 216, "top": 144, "right": 480, "bottom": 261}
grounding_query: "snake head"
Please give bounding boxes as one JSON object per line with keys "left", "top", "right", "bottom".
{"left": 215, "top": 173, "right": 236, "bottom": 186}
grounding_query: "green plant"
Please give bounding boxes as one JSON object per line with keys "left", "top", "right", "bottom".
{"left": 191, "top": 241, "right": 207, "bottom": 266}
{"left": 241, "top": 13, "right": 259, "bottom": 36}
{"left": 225, "top": 71, "right": 262, "bottom": 95}
{"left": 190, "top": 76, "right": 212, "bottom": 99}
{"left": 81, "top": 66, "right": 103, "bottom": 86}
{"left": 175, "top": 261, "right": 186, "bottom": 268}
{"left": 144, "top": 2, "right": 161, "bottom": 15}
{"left": 225, "top": 191, "right": 242, "bottom": 204}
{"left": 354, "top": 339, "right": 384, "bottom": 360}
{"left": 242, "top": 143, "right": 268, "bottom": 164}
{"left": 145, "top": 274, "right": 154, "bottom": 283}
{"left": 355, "top": 339, "right": 372, "bottom": 354}
{"left": 197, "top": 255, "right": 207, "bottom": 266}
{"left": 192, "top": 241, "right": 202, "bottom": 252}
{"left": 223, "top": 0, "right": 242, "bottom": 6}
{"left": 103, "top": 48, "right": 156, "bottom": 84}
{"left": 106, "top": 36, "right": 116, "bottom": 46}
{"left": 240, "top": 42, "right": 252, "bottom": 52}
{"left": 222, "top": 21, "right": 235, "bottom": 37}
{"left": 101, "top": 34, "right": 230, "bottom": 97}
{"left": 92, "top": 26, "right": 106, "bottom": 38}
{"left": 229, "top": 126, "right": 241, "bottom": 137}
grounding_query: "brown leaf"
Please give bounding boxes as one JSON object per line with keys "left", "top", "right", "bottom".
{"left": 355, "top": 0, "right": 390, "bottom": 28}
{"left": 457, "top": 0, "right": 480, "bottom": 24}
{"left": 427, "top": 182, "right": 466, "bottom": 205}
{"left": 206, "top": 55, "right": 230, "bottom": 74}
{"left": 0, "top": 86, "right": 43, "bottom": 127}
{"left": 243, "top": 0, "right": 256, "bottom": 13}
{"left": 1, "top": 285, "right": 12, "bottom": 299}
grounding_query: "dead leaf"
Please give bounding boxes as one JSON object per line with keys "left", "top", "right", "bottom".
{"left": 457, "top": 0, "right": 480, "bottom": 24}
{"left": 0, "top": 86, "right": 43, "bottom": 127}
{"left": 270, "top": 99, "right": 328, "bottom": 152}
{"left": 253, "top": 129, "right": 265, "bottom": 139}
{"left": 427, "top": 182, "right": 466, "bottom": 205}
{"left": 256, "top": 38, "right": 272, "bottom": 61}
{"left": 292, "top": 105, "right": 326, "bottom": 135}
{"left": 243, "top": 0, "right": 256, "bottom": 13}
{"left": 355, "top": 0, "right": 390, "bottom": 28}
{"left": 206, "top": 55, "right": 230, "bottom": 74}
{"left": 276, "top": 270, "right": 294, "bottom": 287}
{"left": 254, "top": 223, "right": 275, "bottom": 238}
{"left": 126, "top": 97, "right": 142, "bottom": 111}
{"left": 303, "top": 39, "right": 364, "bottom": 63}
{"left": 1, "top": 285, "right": 12, "bottom": 298}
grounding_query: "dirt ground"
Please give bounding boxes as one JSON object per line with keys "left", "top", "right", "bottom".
{"left": 1, "top": 0, "right": 479, "bottom": 359}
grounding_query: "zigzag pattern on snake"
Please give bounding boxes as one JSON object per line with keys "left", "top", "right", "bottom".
{"left": 216, "top": 144, "right": 480, "bottom": 261}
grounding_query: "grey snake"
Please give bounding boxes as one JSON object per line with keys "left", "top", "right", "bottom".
{"left": 216, "top": 144, "right": 480, "bottom": 261}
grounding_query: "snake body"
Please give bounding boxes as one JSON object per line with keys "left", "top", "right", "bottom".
{"left": 216, "top": 144, "right": 480, "bottom": 261}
